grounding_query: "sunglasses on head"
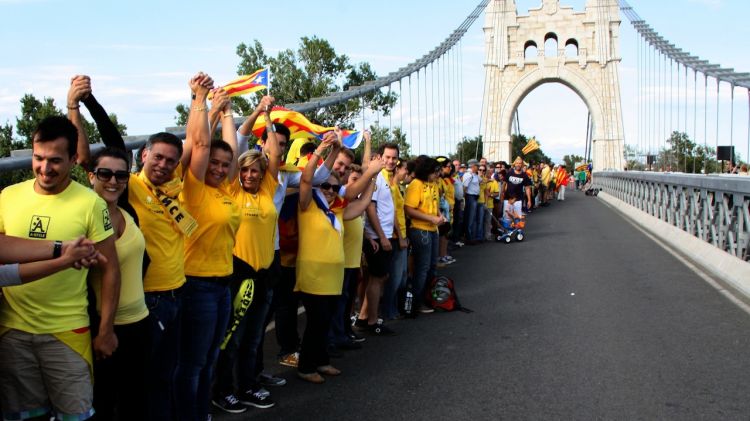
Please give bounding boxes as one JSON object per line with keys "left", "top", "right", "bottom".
{"left": 95, "top": 168, "right": 129, "bottom": 184}
{"left": 320, "top": 182, "right": 341, "bottom": 193}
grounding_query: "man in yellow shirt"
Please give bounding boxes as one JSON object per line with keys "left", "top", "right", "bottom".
{"left": 540, "top": 162, "right": 552, "bottom": 207}
{"left": 0, "top": 116, "right": 120, "bottom": 421}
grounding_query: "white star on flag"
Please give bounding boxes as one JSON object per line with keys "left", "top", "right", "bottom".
{"left": 254, "top": 75, "right": 264, "bottom": 84}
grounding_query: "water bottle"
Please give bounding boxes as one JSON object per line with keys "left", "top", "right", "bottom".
{"left": 404, "top": 289, "right": 414, "bottom": 316}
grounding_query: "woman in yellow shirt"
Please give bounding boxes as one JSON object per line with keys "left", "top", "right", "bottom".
{"left": 213, "top": 102, "right": 282, "bottom": 411}
{"left": 176, "top": 78, "right": 241, "bottom": 421}
{"left": 404, "top": 156, "right": 446, "bottom": 313}
{"left": 382, "top": 159, "right": 412, "bottom": 320}
{"left": 296, "top": 133, "right": 377, "bottom": 384}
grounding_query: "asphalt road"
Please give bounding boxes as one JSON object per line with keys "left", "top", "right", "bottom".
{"left": 218, "top": 189, "right": 750, "bottom": 421}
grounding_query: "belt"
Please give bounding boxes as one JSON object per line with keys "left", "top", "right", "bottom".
{"left": 186, "top": 275, "right": 233, "bottom": 287}
{"left": 146, "top": 285, "right": 183, "bottom": 298}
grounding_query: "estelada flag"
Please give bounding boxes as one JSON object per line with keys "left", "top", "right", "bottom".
{"left": 210, "top": 68, "right": 269, "bottom": 99}
{"left": 554, "top": 168, "right": 568, "bottom": 191}
{"left": 522, "top": 137, "right": 540, "bottom": 155}
{"left": 252, "top": 106, "right": 363, "bottom": 149}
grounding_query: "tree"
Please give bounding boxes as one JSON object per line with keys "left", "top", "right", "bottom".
{"left": 562, "top": 154, "right": 586, "bottom": 172}
{"left": 654, "top": 131, "right": 717, "bottom": 173}
{"left": 175, "top": 36, "right": 397, "bottom": 128}
{"left": 1, "top": 94, "right": 127, "bottom": 190}
{"left": 511, "top": 134, "right": 550, "bottom": 165}
{"left": 450, "top": 135, "right": 483, "bottom": 162}
{"left": 353, "top": 124, "right": 410, "bottom": 163}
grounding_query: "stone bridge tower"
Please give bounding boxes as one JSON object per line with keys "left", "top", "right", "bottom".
{"left": 481, "top": 0, "right": 624, "bottom": 171}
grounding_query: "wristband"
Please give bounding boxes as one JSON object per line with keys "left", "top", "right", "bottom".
{"left": 53, "top": 241, "right": 63, "bottom": 259}
{"left": 67, "top": 105, "right": 80, "bottom": 110}
{"left": 192, "top": 106, "right": 207, "bottom": 112}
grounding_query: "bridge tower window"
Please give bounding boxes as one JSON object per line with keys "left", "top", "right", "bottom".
{"left": 544, "top": 32, "right": 558, "bottom": 57}
{"left": 565, "top": 38, "right": 579, "bottom": 57}
{"left": 524, "top": 40, "right": 538, "bottom": 59}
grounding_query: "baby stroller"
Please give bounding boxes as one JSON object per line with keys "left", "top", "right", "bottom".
{"left": 495, "top": 215, "right": 525, "bottom": 243}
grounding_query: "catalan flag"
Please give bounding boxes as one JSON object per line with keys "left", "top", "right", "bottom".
{"left": 252, "top": 106, "right": 364, "bottom": 149}
{"left": 211, "top": 68, "right": 269, "bottom": 99}
{"left": 554, "top": 167, "right": 569, "bottom": 191}
{"left": 522, "top": 137, "right": 540, "bottom": 155}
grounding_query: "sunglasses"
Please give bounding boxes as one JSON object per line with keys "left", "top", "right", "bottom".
{"left": 95, "top": 168, "right": 129, "bottom": 184}
{"left": 478, "top": 168, "right": 486, "bottom": 172}
{"left": 320, "top": 182, "right": 341, "bottom": 193}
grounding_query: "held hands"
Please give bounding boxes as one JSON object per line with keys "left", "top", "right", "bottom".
{"left": 380, "top": 237, "right": 393, "bottom": 252}
{"left": 189, "top": 72, "right": 215, "bottom": 100}
{"left": 61, "top": 236, "right": 108, "bottom": 269}
{"left": 316, "top": 132, "right": 337, "bottom": 155}
{"left": 67, "top": 75, "right": 91, "bottom": 108}
{"left": 432, "top": 215, "right": 447, "bottom": 226}
{"left": 209, "top": 88, "right": 230, "bottom": 116}
{"left": 363, "top": 129, "right": 371, "bottom": 143}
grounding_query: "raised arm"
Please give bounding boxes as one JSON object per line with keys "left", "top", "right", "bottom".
{"left": 261, "top": 98, "right": 281, "bottom": 180}
{"left": 81, "top": 89, "right": 126, "bottom": 154}
{"left": 67, "top": 76, "right": 92, "bottom": 168}
{"left": 344, "top": 155, "right": 384, "bottom": 202}
{"left": 184, "top": 73, "right": 214, "bottom": 180}
{"left": 344, "top": 178, "right": 375, "bottom": 220}
{"left": 362, "top": 130, "right": 372, "bottom": 169}
{"left": 299, "top": 133, "right": 335, "bottom": 211}
{"left": 214, "top": 90, "right": 240, "bottom": 181}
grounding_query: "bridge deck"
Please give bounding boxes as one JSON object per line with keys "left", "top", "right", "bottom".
{"left": 222, "top": 189, "right": 750, "bottom": 420}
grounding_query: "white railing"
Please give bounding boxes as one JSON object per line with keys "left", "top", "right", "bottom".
{"left": 595, "top": 171, "right": 750, "bottom": 261}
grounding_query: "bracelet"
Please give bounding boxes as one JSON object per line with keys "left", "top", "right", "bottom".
{"left": 53, "top": 241, "right": 63, "bottom": 259}
{"left": 67, "top": 105, "right": 80, "bottom": 110}
{"left": 311, "top": 151, "right": 321, "bottom": 157}
{"left": 192, "top": 106, "right": 207, "bottom": 112}
{"left": 222, "top": 113, "right": 234, "bottom": 119}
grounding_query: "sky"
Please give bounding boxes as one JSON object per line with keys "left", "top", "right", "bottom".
{"left": 1, "top": 0, "right": 749, "bottom": 163}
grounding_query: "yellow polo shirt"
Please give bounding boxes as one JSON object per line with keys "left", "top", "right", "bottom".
{"left": 404, "top": 179, "right": 438, "bottom": 232}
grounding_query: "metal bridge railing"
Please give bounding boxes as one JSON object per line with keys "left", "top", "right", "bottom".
{"left": 595, "top": 171, "right": 750, "bottom": 261}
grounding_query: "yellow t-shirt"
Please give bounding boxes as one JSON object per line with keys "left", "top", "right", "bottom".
{"left": 343, "top": 216, "right": 364, "bottom": 269}
{"left": 486, "top": 180, "right": 500, "bottom": 210}
{"left": 182, "top": 169, "right": 240, "bottom": 277}
{"left": 383, "top": 170, "right": 406, "bottom": 239}
{"left": 295, "top": 199, "right": 345, "bottom": 295}
{"left": 440, "top": 178, "right": 455, "bottom": 210}
{"left": 541, "top": 166, "right": 552, "bottom": 186}
{"left": 127, "top": 172, "right": 186, "bottom": 292}
{"left": 404, "top": 179, "right": 438, "bottom": 232}
{"left": 478, "top": 179, "right": 487, "bottom": 204}
{"left": 0, "top": 180, "right": 113, "bottom": 333}
{"left": 229, "top": 171, "right": 279, "bottom": 271}
{"left": 90, "top": 209, "right": 149, "bottom": 325}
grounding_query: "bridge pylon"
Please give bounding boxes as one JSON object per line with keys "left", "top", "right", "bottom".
{"left": 481, "top": 0, "right": 624, "bottom": 170}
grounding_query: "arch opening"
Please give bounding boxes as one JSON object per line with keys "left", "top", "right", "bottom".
{"left": 564, "top": 38, "right": 579, "bottom": 57}
{"left": 524, "top": 40, "right": 538, "bottom": 59}
{"left": 544, "top": 32, "right": 558, "bottom": 57}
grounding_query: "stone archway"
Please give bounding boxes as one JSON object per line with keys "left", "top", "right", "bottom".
{"left": 481, "top": 0, "right": 624, "bottom": 171}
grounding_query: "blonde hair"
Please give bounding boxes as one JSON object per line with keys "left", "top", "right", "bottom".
{"left": 513, "top": 156, "right": 523, "bottom": 165}
{"left": 238, "top": 149, "right": 268, "bottom": 174}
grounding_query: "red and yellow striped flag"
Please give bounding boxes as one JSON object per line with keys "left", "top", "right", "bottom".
{"left": 522, "top": 137, "right": 540, "bottom": 155}
{"left": 210, "top": 68, "right": 269, "bottom": 99}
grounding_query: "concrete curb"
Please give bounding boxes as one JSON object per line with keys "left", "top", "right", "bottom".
{"left": 598, "top": 192, "right": 750, "bottom": 301}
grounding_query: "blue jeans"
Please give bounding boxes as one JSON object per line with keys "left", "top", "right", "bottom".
{"left": 382, "top": 243, "right": 408, "bottom": 320}
{"left": 464, "top": 194, "right": 478, "bottom": 241}
{"left": 215, "top": 278, "right": 272, "bottom": 396}
{"left": 144, "top": 288, "right": 182, "bottom": 421}
{"left": 408, "top": 228, "right": 439, "bottom": 308}
{"left": 176, "top": 277, "right": 231, "bottom": 421}
{"left": 475, "top": 204, "right": 486, "bottom": 241}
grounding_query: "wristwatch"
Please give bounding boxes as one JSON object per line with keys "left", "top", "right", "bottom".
{"left": 53, "top": 241, "right": 63, "bottom": 258}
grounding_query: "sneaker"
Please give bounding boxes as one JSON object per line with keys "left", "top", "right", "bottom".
{"left": 238, "top": 389, "right": 276, "bottom": 409}
{"left": 418, "top": 305, "right": 435, "bottom": 314}
{"left": 368, "top": 321, "right": 396, "bottom": 336}
{"left": 278, "top": 352, "right": 299, "bottom": 368}
{"left": 258, "top": 373, "right": 287, "bottom": 387}
{"left": 348, "top": 332, "right": 366, "bottom": 343}
{"left": 353, "top": 318, "right": 368, "bottom": 328}
{"left": 454, "top": 241, "right": 465, "bottom": 247}
{"left": 212, "top": 394, "right": 248, "bottom": 414}
{"left": 446, "top": 255, "right": 456, "bottom": 263}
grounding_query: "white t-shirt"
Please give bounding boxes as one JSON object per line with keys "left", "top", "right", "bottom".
{"left": 364, "top": 171, "right": 395, "bottom": 240}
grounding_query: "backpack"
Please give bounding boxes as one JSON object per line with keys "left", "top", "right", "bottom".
{"left": 426, "top": 276, "right": 473, "bottom": 313}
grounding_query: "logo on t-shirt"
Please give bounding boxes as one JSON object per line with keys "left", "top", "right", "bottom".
{"left": 29, "top": 215, "right": 50, "bottom": 238}
{"left": 508, "top": 176, "right": 524, "bottom": 185}
{"left": 102, "top": 209, "right": 113, "bottom": 231}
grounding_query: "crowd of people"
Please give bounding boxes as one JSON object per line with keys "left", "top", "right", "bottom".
{"left": 0, "top": 73, "right": 576, "bottom": 421}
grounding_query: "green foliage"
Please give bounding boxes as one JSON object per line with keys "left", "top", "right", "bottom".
{"left": 449, "top": 135, "right": 483, "bottom": 162}
{"left": 654, "top": 131, "right": 717, "bottom": 173}
{"left": 1, "top": 94, "right": 126, "bottom": 190}
{"left": 562, "top": 154, "right": 585, "bottom": 172}
{"left": 353, "top": 125, "right": 410, "bottom": 163}
{"left": 511, "top": 134, "right": 550, "bottom": 165}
